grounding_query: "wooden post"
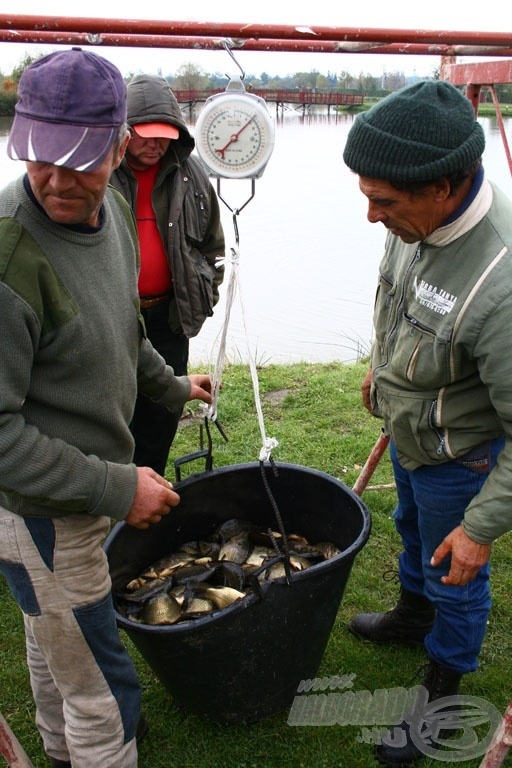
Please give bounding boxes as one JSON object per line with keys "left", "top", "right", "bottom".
{"left": 352, "top": 428, "right": 390, "bottom": 497}
{"left": 0, "top": 713, "right": 35, "bottom": 768}
{"left": 479, "top": 700, "right": 512, "bottom": 768}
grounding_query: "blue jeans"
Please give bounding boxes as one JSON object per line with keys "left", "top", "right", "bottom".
{"left": 390, "top": 437, "right": 505, "bottom": 674}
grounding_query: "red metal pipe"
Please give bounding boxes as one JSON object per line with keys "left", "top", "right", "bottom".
{"left": 1, "top": 15, "right": 512, "bottom": 49}
{"left": 2, "top": 29, "right": 512, "bottom": 57}
{"left": 488, "top": 85, "right": 512, "bottom": 175}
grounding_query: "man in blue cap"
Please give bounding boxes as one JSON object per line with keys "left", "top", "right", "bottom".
{"left": 344, "top": 79, "right": 512, "bottom": 766}
{"left": 0, "top": 47, "right": 212, "bottom": 768}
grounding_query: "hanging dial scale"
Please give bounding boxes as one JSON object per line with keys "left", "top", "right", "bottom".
{"left": 195, "top": 76, "right": 275, "bottom": 179}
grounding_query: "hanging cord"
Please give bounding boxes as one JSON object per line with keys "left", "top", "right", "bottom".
{"left": 259, "top": 459, "right": 292, "bottom": 585}
{"left": 202, "top": 180, "right": 289, "bottom": 582}
{"left": 205, "top": 235, "right": 240, "bottom": 424}
{"left": 203, "top": 189, "right": 279, "bottom": 465}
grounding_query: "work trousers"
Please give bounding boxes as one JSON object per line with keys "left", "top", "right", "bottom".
{"left": 390, "top": 437, "right": 505, "bottom": 674}
{"left": 132, "top": 302, "right": 189, "bottom": 476}
{"left": 0, "top": 509, "right": 140, "bottom": 767}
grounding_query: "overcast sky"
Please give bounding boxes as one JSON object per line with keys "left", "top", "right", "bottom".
{"left": 1, "top": 1, "right": 511, "bottom": 79}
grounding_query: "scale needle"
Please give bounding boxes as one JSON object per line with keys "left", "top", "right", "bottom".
{"left": 216, "top": 114, "right": 257, "bottom": 159}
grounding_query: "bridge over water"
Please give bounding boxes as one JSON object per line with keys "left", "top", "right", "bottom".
{"left": 173, "top": 88, "right": 364, "bottom": 116}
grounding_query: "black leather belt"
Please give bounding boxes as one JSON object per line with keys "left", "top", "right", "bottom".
{"left": 139, "top": 293, "right": 171, "bottom": 309}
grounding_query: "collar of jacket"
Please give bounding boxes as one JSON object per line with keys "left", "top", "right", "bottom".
{"left": 425, "top": 178, "right": 493, "bottom": 248}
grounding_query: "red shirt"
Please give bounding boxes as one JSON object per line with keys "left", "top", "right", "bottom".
{"left": 134, "top": 163, "right": 173, "bottom": 297}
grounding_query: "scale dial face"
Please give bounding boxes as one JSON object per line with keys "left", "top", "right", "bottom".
{"left": 195, "top": 93, "right": 275, "bottom": 179}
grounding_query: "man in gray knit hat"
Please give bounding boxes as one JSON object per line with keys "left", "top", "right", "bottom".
{"left": 343, "top": 79, "right": 512, "bottom": 766}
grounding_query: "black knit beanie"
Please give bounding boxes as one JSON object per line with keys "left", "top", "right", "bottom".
{"left": 343, "top": 79, "right": 485, "bottom": 182}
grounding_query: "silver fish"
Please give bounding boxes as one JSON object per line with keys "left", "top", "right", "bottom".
{"left": 218, "top": 532, "right": 251, "bottom": 564}
{"left": 202, "top": 586, "right": 246, "bottom": 610}
{"left": 140, "top": 593, "right": 182, "bottom": 625}
{"left": 314, "top": 542, "right": 342, "bottom": 560}
{"left": 215, "top": 518, "right": 258, "bottom": 543}
{"left": 245, "top": 545, "right": 275, "bottom": 567}
{"left": 119, "top": 576, "right": 173, "bottom": 605}
{"left": 172, "top": 563, "right": 217, "bottom": 585}
{"left": 142, "top": 552, "right": 196, "bottom": 579}
{"left": 119, "top": 519, "right": 341, "bottom": 624}
{"left": 289, "top": 554, "right": 313, "bottom": 571}
{"left": 182, "top": 597, "right": 215, "bottom": 617}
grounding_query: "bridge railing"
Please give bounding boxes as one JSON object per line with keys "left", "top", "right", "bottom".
{"left": 172, "top": 88, "right": 364, "bottom": 106}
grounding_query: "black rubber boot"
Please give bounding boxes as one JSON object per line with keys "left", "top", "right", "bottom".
{"left": 375, "top": 660, "right": 463, "bottom": 767}
{"left": 348, "top": 587, "right": 435, "bottom": 645}
{"left": 49, "top": 759, "right": 71, "bottom": 768}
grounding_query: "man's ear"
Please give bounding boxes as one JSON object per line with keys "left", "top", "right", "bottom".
{"left": 432, "top": 177, "right": 452, "bottom": 202}
{"left": 113, "top": 130, "right": 131, "bottom": 170}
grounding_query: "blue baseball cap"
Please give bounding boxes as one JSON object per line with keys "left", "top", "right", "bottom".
{"left": 8, "top": 47, "right": 127, "bottom": 171}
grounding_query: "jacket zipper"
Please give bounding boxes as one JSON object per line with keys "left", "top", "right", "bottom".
{"left": 378, "top": 244, "right": 422, "bottom": 371}
{"left": 195, "top": 191, "right": 206, "bottom": 212}
{"left": 428, "top": 399, "right": 446, "bottom": 456}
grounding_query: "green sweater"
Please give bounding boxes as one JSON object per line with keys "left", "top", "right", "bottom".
{"left": 0, "top": 177, "right": 191, "bottom": 521}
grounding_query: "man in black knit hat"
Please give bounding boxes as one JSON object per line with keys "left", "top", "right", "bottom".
{"left": 343, "top": 79, "right": 512, "bottom": 766}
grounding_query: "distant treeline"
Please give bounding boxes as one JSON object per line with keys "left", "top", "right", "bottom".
{"left": 2, "top": 54, "right": 512, "bottom": 117}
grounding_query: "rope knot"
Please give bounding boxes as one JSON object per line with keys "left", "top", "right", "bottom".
{"left": 259, "top": 436, "right": 279, "bottom": 462}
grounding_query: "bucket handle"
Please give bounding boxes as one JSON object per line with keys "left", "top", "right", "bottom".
{"left": 258, "top": 460, "right": 293, "bottom": 585}
{"left": 244, "top": 553, "right": 292, "bottom": 601}
{"left": 174, "top": 447, "right": 212, "bottom": 482}
{"left": 173, "top": 417, "right": 228, "bottom": 482}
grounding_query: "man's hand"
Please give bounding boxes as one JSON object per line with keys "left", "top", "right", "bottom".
{"left": 187, "top": 374, "right": 213, "bottom": 404}
{"left": 125, "top": 466, "right": 181, "bottom": 530}
{"left": 361, "top": 368, "right": 373, "bottom": 413}
{"left": 430, "top": 524, "right": 492, "bottom": 586}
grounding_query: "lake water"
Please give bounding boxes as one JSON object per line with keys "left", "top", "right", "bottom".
{"left": 1, "top": 112, "right": 511, "bottom": 366}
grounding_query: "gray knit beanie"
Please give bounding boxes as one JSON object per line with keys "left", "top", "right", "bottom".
{"left": 343, "top": 79, "right": 485, "bottom": 182}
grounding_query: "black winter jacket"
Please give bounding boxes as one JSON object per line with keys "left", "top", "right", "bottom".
{"left": 110, "top": 74, "right": 225, "bottom": 338}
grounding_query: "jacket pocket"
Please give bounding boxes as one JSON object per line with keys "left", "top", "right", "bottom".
{"left": 182, "top": 186, "right": 209, "bottom": 242}
{"left": 390, "top": 313, "right": 451, "bottom": 388}
{"left": 196, "top": 259, "right": 214, "bottom": 317}
{"left": 373, "top": 275, "right": 395, "bottom": 344}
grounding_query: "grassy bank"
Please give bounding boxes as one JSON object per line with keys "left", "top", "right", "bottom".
{"left": 1, "top": 361, "right": 511, "bottom": 767}
{"left": 341, "top": 100, "right": 512, "bottom": 117}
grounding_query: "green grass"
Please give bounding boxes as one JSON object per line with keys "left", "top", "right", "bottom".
{"left": 1, "top": 361, "right": 511, "bottom": 767}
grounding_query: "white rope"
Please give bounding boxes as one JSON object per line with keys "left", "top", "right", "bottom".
{"left": 203, "top": 245, "right": 278, "bottom": 463}
{"left": 204, "top": 247, "right": 239, "bottom": 422}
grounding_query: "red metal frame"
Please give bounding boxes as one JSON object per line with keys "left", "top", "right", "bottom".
{"left": 442, "top": 59, "right": 512, "bottom": 175}
{"left": 4, "top": 29, "right": 512, "bottom": 58}
{"left": 1, "top": 15, "right": 512, "bottom": 57}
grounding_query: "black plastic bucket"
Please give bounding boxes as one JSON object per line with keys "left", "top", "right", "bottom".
{"left": 104, "top": 462, "right": 371, "bottom": 724}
